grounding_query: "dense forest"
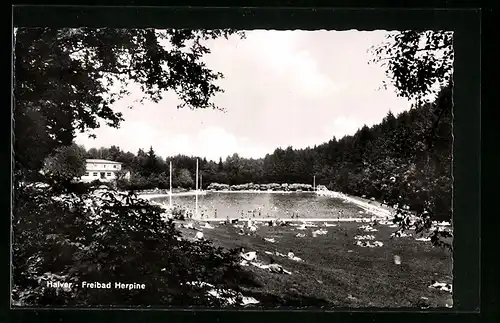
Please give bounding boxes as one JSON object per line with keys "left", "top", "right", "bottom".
{"left": 84, "top": 83, "right": 452, "bottom": 221}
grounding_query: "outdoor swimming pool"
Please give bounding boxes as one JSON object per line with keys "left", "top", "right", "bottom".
{"left": 150, "top": 192, "right": 368, "bottom": 219}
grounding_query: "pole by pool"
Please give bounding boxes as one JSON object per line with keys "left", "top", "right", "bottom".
{"left": 195, "top": 159, "right": 199, "bottom": 216}
{"left": 169, "top": 161, "right": 172, "bottom": 208}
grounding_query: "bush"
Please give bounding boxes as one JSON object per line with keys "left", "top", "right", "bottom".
{"left": 42, "top": 144, "right": 87, "bottom": 183}
{"left": 12, "top": 181, "right": 253, "bottom": 307}
{"left": 115, "top": 178, "right": 130, "bottom": 191}
{"left": 88, "top": 180, "right": 115, "bottom": 189}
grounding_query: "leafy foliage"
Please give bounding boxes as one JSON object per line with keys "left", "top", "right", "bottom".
{"left": 368, "top": 31, "right": 453, "bottom": 249}
{"left": 13, "top": 27, "right": 254, "bottom": 307}
{"left": 42, "top": 144, "right": 87, "bottom": 183}
{"left": 369, "top": 30, "right": 453, "bottom": 103}
{"left": 12, "top": 184, "right": 253, "bottom": 307}
{"left": 14, "top": 28, "right": 244, "bottom": 180}
{"left": 176, "top": 169, "right": 195, "bottom": 189}
{"left": 391, "top": 207, "right": 453, "bottom": 251}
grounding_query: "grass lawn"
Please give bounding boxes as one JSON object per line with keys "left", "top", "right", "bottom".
{"left": 177, "top": 220, "right": 453, "bottom": 309}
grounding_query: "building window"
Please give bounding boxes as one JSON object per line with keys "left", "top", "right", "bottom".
{"left": 107, "top": 172, "right": 112, "bottom": 176}
{"left": 85, "top": 172, "right": 89, "bottom": 176}
{"left": 113, "top": 165, "right": 117, "bottom": 169}
{"left": 93, "top": 172, "right": 98, "bottom": 176}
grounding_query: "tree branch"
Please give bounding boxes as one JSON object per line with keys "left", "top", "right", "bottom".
{"left": 374, "top": 44, "right": 451, "bottom": 62}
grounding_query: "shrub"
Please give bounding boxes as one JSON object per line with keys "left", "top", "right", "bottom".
{"left": 42, "top": 144, "right": 87, "bottom": 184}
{"left": 12, "top": 182, "right": 252, "bottom": 307}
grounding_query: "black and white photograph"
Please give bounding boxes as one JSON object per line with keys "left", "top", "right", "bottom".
{"left": 12, "top": 26, "right": 453, "bottom": 309}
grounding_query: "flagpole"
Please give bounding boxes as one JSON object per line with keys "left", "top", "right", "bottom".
{"left": 169, "top": 161, "right": 172, "bottom": 208}
{"left": 195, "top": 158, "right": 199, "bottom": 217}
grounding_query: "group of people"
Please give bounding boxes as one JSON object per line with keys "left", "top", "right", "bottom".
{"left": 177, "top": 205, "right": 319, "bottom": 222}
{"left": 237, "top": 209, "right": 263, "bottom": 218}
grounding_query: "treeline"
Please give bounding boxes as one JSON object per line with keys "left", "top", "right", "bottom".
{"left": 85, "top": 84, "right": 451, "bottom": 220}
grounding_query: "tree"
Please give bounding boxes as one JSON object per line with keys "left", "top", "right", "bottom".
{"left": 128, "top": 172, "right": 150, "bottom": 190}
{"left": 42, "top": 144, "right": 87, "bottom": 184}
{"left": 218, "top": 157, "right": 224, "bottom": 171}
{"left": 176, "top": 168, "right": 194, "bottom": 189}
{"left": 369, "top": 30, "right": 453, "bottom": 103}
{"left": 116, "top": 151, "right": 135, "bottom": 169}
{"left": 143, "top": 146, "right": 161, "bottom": 178}
{"left": 13, "top": 27, "right": 257, "bottom": 307}
{"left": 86, "top": 148, "right": 100, "bottom": 159}
{"left": 114, "top": 169, "right": 130, "bottom": 190}
{"left": 156, "top": 172, "right": 170, "bottom": 189}
{"left": 369, "top": 31, "right": 453, "bottom": 249}
{"left": 134, "top": 148, "right": 148, "bottom": 176}
{"left": 108, "top": 145, "right": 121, "bottom": 161}
{"left": 225, "top": 153, "right": 243, "bottom": 185}
{"left": 14, "top": 107, "right": 54, "bottom": 182}
{"left": 14, "top": 28, "right": 244, "bottom": 181}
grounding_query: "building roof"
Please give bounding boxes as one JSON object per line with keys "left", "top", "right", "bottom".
{"left": 86, "top": 159, "right": 122, "bottom": 164}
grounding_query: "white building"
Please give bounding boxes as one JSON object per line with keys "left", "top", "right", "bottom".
{"left": 80, "top": 159, "right": 131, "bottom": 183}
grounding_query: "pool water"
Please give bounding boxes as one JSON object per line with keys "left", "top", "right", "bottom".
{"left": 151, "top": 192, "right": 367, "bottom": 219}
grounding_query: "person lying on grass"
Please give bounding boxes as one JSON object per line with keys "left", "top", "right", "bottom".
{"left": 267, "top": 258, "right": 292, "bottom": 274}
{"left": 240, "top": 248, "right": 257, "bottom": 261}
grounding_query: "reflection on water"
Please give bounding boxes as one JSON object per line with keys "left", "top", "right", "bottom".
{"left": 151, "top": 192, "right": 365, "bottom": 219}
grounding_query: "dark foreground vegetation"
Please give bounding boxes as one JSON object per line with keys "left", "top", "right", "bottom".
{"left": 13, "top": 184, "right": 253, "bottom": 306}
{"left": 13, "top": 27, "right": 453, "bottom": 307}
{"left": 13, "top": 27, "right": 254, "bottom": 307}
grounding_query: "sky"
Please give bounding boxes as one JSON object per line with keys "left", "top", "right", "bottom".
{"left": 75, "top": 30, "right": 415, "bottom": 162}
